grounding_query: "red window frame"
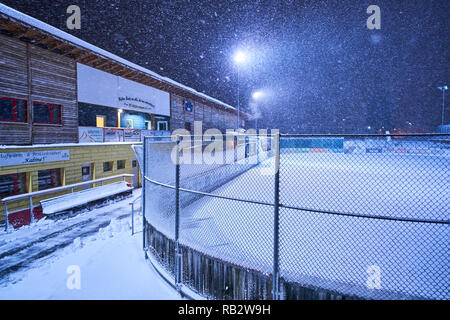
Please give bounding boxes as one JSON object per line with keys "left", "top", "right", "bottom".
{"left": 37, "top": 168, "right": 62, "bottom": 191}
{"left": 32, "top": 101, "right": 62, "bottom": 124}
{"left": 0, "top": 173, "right": 27, "bottom": 198}
{"left": 0, "top": 97, "right": 27, "bottom": 123}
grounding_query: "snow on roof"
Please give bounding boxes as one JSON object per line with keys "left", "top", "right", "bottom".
{"left": 0, "top": 3, "right": 236, "bottom": 112}
{"left": 0, "top": 141, "right": 141, "bottom": 150}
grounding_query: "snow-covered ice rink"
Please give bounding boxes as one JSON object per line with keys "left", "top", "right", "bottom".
{"left": 163, "top": 152, "right": 449, "bottom": 299}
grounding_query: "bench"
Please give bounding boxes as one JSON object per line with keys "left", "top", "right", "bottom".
{"left": 40, "top": 181, "right": 132, "bottom": 215}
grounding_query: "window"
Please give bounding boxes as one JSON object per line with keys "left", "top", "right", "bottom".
{"left": 0, "top": 173, "right": 27, "bottom": 198}
{"left": 103, "top": 161, "right": 113, "bottom": 172}
{"left": 117, "top": 160, "right": 126, "bottom": 170}
{"left": 96, "top": 115, "right": 105, "bottom": 127}
{"left": 33, "top": 102, "right": 61, "bottom": 124}
{"left": 184, "top": 100, "right": 194, "bottom": 112}
{"left": 38, "top": 169, "right": 62, "bottom": 191}
{"left": 0, "top": 97, "right": 27, "bottom": 122}
{"left": 158, "top": 121, "right": 168, "bottom": 131}
{"left": 125, "top": 119, "right": 134, "bottom": 128}
{"left": 144, "top": 121, "right": 151, "bottom": 130}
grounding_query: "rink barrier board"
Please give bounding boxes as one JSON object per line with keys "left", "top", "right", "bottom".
{"left": 144, "top": 222, "right": 368, "bottom": 300}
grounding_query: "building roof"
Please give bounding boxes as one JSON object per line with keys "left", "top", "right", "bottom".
{"left": 0, "top": 3, "right": 242, "bottom": 114}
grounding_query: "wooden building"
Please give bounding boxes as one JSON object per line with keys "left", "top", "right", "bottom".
{"left": 0, "top": 4, "right": 249, "bottom": 227}
{"left": 0, "top": 3, "right": 246, "bottom": 147}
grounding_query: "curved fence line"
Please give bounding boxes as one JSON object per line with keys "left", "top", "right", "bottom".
{"left": 145, "top": 176, "right": 450, "bottom": 225}
{"left": 142, "top": 133, "right": 450, "bottom": 300}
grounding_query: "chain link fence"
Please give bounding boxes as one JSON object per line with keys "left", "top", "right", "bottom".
{"left": 142, "top": 133, "right": 449, "bottom": 300}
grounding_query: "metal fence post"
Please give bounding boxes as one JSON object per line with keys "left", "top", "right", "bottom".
{"left": 4, "top": 202, "right": 9, "bottom": 232}
{"left": 257, "top": 135, "right": 260, "bottom": 164}
{"left": 272, "top": 132, "right": 281, "bottom": 300}
{"left": 29, "top": 196, "right": 35, "bottom": 224}
{"left": 142, "top": 136, "right": 147, "bottom": 255}
{"left": 131, "top": 202, "right": 135, "bottom": 235}
{"left": 175, "top": 136, "right": 182, "bottom": 290}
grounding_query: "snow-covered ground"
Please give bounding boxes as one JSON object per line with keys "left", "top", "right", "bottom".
{"left": 0, "top": 189, "right": 181, "bottom": 300}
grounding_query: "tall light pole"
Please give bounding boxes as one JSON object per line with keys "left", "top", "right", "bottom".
{"left": 252, "top": 90, "right": 264, "bottom": 132}
{"left": 233, "top": 50, "right": 247, "bottom": 129}
{"left": 437, "top": 85, "right": 448, "bottom": 126}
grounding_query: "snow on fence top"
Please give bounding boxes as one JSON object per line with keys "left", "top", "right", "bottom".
{"left": 0, "top": 3, "right": 236, "bottom": 112}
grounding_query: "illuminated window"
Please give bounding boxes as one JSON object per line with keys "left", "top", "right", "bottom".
{"left": 96, "top": 115, "right": 106, "bottom": 128}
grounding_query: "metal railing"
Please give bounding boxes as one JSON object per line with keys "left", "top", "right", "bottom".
{"left": 129, "top": 195, "right": 142, "bottom": 235}
{"left": 2, "top": 174, "right": 134, "bottom": 231}
{"left": 142, "top": 133, "right": 450, "bottom": 300}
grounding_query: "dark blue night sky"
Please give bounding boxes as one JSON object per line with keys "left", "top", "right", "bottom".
{"left": 3, "top": 0, "right": 449, "bottom": 133}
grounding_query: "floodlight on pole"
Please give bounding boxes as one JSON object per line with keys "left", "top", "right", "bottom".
{"left": 252, "top": 90, "right": 264, "bottom": 100}
{"left": 233, "top": 50, "right": 249, "bottom": 129}
{"left": 438, "top": 85, "right": 448, "bottom": 126}
{"left": 233, "top": 51, "right": 247, "bottom": 64}
{"left": 251, "top": 90, "right": 265, "bottom": 132}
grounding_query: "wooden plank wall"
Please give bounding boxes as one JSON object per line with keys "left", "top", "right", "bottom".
{"left": 30, "top": 45, "right": 78, "bottom": 144}
{"left": 0, "top": 34, "right": 29, "bottom": 145}
{"left": 170, "top": 93, "right": 237, "bottom": 133}
{"left": 0, "top": 34, "right": 78, "bottom": 145}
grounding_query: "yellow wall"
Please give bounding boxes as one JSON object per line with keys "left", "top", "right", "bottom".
{"left": 0, "top": 143, "right": 141, "bottom": 222}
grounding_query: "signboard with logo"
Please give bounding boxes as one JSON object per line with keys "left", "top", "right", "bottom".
{"left": 77, "top": 63, "right": 170, "bottom": 116}
{"left": 104, "top": 128, "right": 124, "bottom": 142}
{"left": 78, "top": 127, "right": 104, "bottom": 143}
{"left": 0, "top": 150, "right": 70, "bottom": 167}
{"left": 140, "top": 130, "right": 171, "bottom": 141}
{"left": 123, "top": 129, "right": 141, "bottom": 142}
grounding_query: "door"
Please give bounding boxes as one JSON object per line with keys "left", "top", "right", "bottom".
{"left": 132, "top": 159, "right": 139, "bottom": 188}
{"left": 81, "top": 164, "right": 92, "bottom": 189}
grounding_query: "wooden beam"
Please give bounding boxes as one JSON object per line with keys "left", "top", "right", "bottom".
{"left": 46, "top": 39, "right": 65, "bottom": 50}
{"left": 63, "top": 47, "right": 84, "bottom": 57}
{"left": 52, "top": 42, "right": 72, "bottom": 51}
{"left": 83, "top": 56, "right": 103, "bottom": 66}
{"left": 102, "top": 63, "right": 122, "bottom": 73}
{"left": 93, "top": 59, "right": 111, "bottom": 69}
{"left": 75, "top": 52, "right": 95, "bottom": 62}
{"left": 33, "top": 36, "right": 54, "bottom": 45}
{"left": 1, "top": 21, "right": 27, "bottom": 37}
{"left": 117, "top": 68, "right": 137, "bottom": 77}
{"left": 107, "top": 65, "right": 126, "bottom": 75}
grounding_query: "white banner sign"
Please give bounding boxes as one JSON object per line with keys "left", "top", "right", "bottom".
{"left": 0, "top": 150, "right": 70, "bottom": 167}
{"left": 77, "top": 63, "right": 170, "bottom": 116}
{"left": 104, "top": 128, "right": 124, "bottom": 142}
{"left": 123, "top": 129, "right": 141, "bottom": 142}
{"left": 79, "top": 127, "right": 104, "bottom": 143}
